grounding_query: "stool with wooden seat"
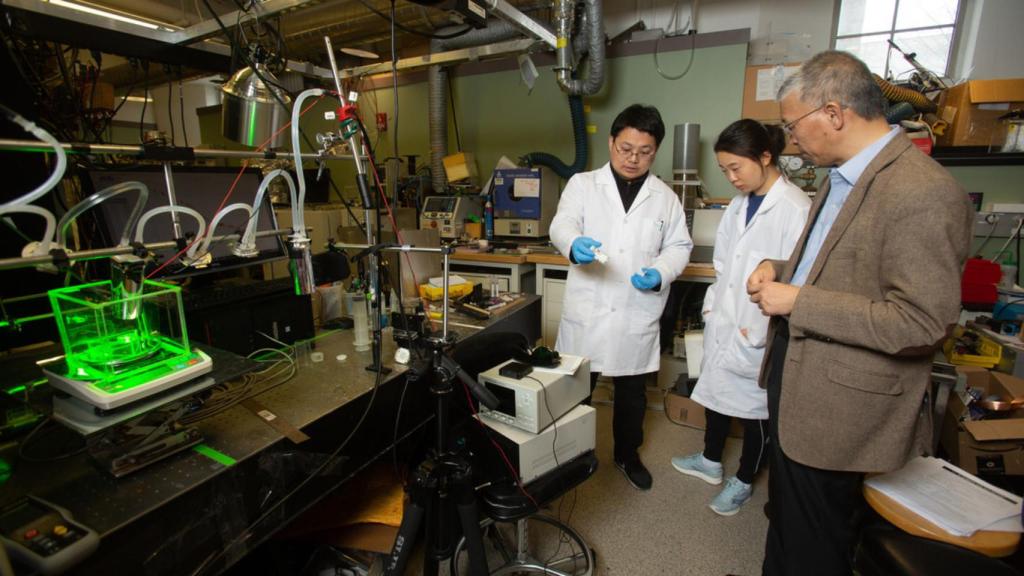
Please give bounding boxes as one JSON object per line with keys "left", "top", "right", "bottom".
{"left": 855, "top": 482, "right": 1021, "bottom": 575}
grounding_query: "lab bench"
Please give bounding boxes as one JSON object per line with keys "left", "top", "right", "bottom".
{"left": 0, "top": 296, "right": 541, "bottom": 575}
{"left": 523, "top": 252, "right": 716, "bottom": 346}
{"left": 449, "top": 250, "right": 536, "bottom": 293}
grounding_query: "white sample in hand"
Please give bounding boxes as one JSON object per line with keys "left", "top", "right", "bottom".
{"left": 593, "top": 248, "right": 609, "bottom": 264}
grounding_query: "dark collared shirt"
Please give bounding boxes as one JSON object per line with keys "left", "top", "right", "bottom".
{"left": 611, "top": 168, "right": 650, "bottom": 213}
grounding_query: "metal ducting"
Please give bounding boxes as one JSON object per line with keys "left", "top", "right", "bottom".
{"left": 428, "top": 19, "right": 521, "bottom": 193}
{"left": 555, "top": 0, "right": 605, "bottom": 96}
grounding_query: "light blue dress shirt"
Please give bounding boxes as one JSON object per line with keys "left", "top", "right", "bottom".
{"left": 790, "top": 127, "right": 901, "bottom": 287}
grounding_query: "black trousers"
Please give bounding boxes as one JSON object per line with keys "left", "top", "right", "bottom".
{"left": 588, "top": 372, "right": 649, "bottom": 463}
{"left": 763, "top": 321, "right": 863, "bottom": 576}
{"left": 704, "top": 408, "right": 768, "bottom": 484}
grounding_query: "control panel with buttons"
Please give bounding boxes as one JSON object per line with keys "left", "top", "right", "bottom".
{"left": 0, "top": 497, "right": 99, "bottom": 575}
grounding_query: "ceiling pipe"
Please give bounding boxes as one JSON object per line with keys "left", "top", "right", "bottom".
{"left": 554, "top": 0, "right": 605, "bottom": 96}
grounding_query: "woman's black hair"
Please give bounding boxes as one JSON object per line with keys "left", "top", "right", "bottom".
{"left": 713, "top": 119, "right": 786, "bottom": 165}
{"left": 610, "top": 104, "right": 666, "bottom": 146}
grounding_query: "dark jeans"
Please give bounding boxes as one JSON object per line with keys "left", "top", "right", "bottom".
{"left": 763, "top": 320, "right": 863, "bottom": 576}
{"left": 588, "top": 371, "right": 650, "bottom": 463}
{"left": 703, "top": 408, "right": 769, "bottom": 484}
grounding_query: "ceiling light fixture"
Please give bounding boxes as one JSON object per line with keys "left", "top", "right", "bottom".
{"left": 47, "top": 0, "right": 169, "bottom": 31}
{"left": 340, "top": 48, "right": 380, "bottom": 60}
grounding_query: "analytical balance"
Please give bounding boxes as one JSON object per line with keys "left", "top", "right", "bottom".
{"left": 40, "top": 280, "right": 212, "bottom": 411}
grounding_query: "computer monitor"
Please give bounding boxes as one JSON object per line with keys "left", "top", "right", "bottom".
{"left": 87, "top": 166, "right": 287, "bottom": 279}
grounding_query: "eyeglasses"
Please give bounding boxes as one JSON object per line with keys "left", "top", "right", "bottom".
{"left": 613, "top": 143, "right": 655, "bottom": 160}
{"left": 782, "top": 105, "right": 825, "bottom": 136}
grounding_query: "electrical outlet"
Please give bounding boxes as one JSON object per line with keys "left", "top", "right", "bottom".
{"left": 975, "top": 212, "right": 1024, "bottom": 238}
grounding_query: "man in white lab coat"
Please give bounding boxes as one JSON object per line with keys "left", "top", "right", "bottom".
{"left": 550, "top": 104, "right": 693, "bottom": 490}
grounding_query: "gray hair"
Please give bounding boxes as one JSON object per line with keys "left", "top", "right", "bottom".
{"left": 777, "top": 50, "right": 886, "bottom": 120}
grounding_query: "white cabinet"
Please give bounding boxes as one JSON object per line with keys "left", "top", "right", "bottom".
{"left": 449, "top": 260, "right": 535, "bottom": 293}
{"left": 537, "top": 264, "right": 569, "bottom": 347}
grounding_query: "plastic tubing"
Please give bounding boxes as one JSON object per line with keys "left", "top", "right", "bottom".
{"left": 291, "top": 88, "right": 325, "bottom": 235}
{"left": 196, "top": 202, "right": 253, "bottom": 257}
{"left": 236, "top": 169, "right": 295, "bottom": 257}
{"left": 55, "top": 181, "right": 149, "bottom": 249}
{"left": 134, "top": 205, "right": 207, "bottom": 261}
{"left": 0, "top": 107, "right": 68, "bottom": 210}
{"left": 0, "top": 205, "right": 57, "bottom": 256}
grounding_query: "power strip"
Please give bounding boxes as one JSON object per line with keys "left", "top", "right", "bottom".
{"left": 990, "top": 203, "right": 1024, "bottom": 213}
{"left": 975, "top": 212, "right": 1024, "bottom": 238}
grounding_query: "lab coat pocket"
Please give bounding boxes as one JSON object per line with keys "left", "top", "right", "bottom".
{"left": 627, "top": 290, "right": 665, "bottom": 335}
{"left": 722, "top": 329, "right": 766, "bottom": 380}
{"left": 638, "top": 217, "right": 664, "bottom": 254}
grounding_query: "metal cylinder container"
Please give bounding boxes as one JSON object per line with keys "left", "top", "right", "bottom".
{"left": 673, "top": 123, "right": 700, "bottom": 176}
{"left": 221, "top": 64, "right": 291, "bottom": 149}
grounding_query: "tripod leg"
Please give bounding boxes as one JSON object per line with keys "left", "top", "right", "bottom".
{"left": 383, "top": 466, "right": 435, "bottom": 576}
{"left": 451, "top": 463, "right": 489, "bottom": 576}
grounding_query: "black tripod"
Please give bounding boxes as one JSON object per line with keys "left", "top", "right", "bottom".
{"left": 383, "top": 332, "right": 501, "bottom": 576}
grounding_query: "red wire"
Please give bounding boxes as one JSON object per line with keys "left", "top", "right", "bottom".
{"left": 458, "top": 377, "right": 540, "bottom": 509}
{"left": 146, "top": 94, "right": 326, "bottom": 279}
{"left": 348, "top": 112, "right": 531, "bottom": 504}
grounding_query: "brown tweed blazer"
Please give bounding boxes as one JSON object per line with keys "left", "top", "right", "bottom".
{"left": 758, "top": 134, "right": 973, "bottom": 473}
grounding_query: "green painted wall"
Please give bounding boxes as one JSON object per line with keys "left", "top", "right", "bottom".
{"left": 189, "top": 41, "right": 748, "bottom": 202}
{"left": 153, "top": 43, "right": 1024, "bottom": 219}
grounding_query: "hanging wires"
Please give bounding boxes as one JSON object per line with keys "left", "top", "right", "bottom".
{"left": 654, "top": 26, "right": 696, "bottom": 81}
{"left": 355, "top": 0, "right": 472, "bottom": 40}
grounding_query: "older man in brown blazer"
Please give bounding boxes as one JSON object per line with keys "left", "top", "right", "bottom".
{"left": 746, "top": 51, "right": 973, "bottom": 575}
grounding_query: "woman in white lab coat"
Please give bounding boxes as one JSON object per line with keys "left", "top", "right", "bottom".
{"left": 671, "top": 119, "right": 810, "bottom": 516}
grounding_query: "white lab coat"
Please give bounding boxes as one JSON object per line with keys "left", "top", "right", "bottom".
{"left": 550, "top": 163, "right": 693, "bottom": 376}
{"left": 690, "top": 177, "right": 810, "bottom": 419}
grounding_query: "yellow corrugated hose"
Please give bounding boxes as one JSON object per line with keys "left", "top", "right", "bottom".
{"left": 874, "top": 74, "right": 938, "bottom": 113}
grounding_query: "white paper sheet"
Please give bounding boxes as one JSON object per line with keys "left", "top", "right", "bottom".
{"left": 865, "top": 456, "right": 1024, "bottom": 537}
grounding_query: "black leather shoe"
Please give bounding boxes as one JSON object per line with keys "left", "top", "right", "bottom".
{"left": 615, "top": 458, "right": 652, "bottom": 491}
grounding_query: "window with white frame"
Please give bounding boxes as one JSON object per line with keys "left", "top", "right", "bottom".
{"left": 832, "top": 0, "right": 961, "bottom": 80}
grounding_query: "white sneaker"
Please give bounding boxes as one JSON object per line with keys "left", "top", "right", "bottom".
{"left": 670, "top": 452, "right": 723, "bottom": 485}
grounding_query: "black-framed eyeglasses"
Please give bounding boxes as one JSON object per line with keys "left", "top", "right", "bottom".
{"left": 613, "top": 143, "right": 655, "bottom": 160}
{"left": 782, "top": 105, "right": 825, "bottom": 136}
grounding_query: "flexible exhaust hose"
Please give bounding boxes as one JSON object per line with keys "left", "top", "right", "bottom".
{"left": 523, "top": 94, "right": 587, "bottom": 179}
{"left": 874, "top": 74, "right": 937, "bottom": 113}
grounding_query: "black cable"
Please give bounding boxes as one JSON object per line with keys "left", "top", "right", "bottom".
{"left": 190, "top": 342, "right": 385, "bottom": 576}
{"left": 390, "top": 0, "right": 399, "bottom": 159}
{"left": 139, "top": 61, "right": 150, "bottom": 144}
{"left": 200, "top": 0, "right": 365, "bottom": 234}
{"left": 167, "top": 79, "right": 176, "bottom": 145}
{"left": 355, "top": 0, "right": 473, "bottom": 39}
{"left": 179, "top": 69, "right": 190, "bottom": 148}
{"left": 447, "top": 72, "right": 461, "bottom": 151}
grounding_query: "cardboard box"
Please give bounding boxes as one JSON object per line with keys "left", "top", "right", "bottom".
{"left": 664, "top": 392, "right": 743, "bottom": 438}
{"left": 741, "top": 64, "right": 801, "bottom": 156}
{"left": 936, "top": 78, "right": 1024, "bottom": 147}
{"left": 442, "top": 151, "right": 479, "bottom": 183}
{"left": 940, "top": 366, "right": 1024, "bottom": 476}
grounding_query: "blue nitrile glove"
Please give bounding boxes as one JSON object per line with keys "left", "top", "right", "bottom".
{"left": 571, "top": 236, "right": 602, "bottom": 264}
{"left": 631, "top": 267, "right": 661, "bottom": 291}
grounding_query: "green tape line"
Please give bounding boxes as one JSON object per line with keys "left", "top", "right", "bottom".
{"left": 193, "top": 444, "right": 236, "bottom": 467}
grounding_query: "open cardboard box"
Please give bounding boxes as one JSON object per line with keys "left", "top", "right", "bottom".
{"left": 936, "top": 78, "right": 1024, "bottom": 148}
{"left": 940, "top": 365, "right": 1024, "bottom": 476}
{"left": 664, "top": 392, "right": 743, "bottom": 438}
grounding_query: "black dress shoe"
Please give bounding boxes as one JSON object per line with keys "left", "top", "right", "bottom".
{"left": 615, "top": 458, "right": 652, "bottom": 491}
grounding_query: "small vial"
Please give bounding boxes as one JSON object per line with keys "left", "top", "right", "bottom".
{"left": 593, "top": 248, "right": 609, "bottom": 264}
{"left": 489, "top": 275, "right": 499, "bottom": 298}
